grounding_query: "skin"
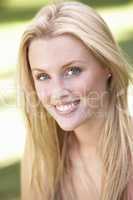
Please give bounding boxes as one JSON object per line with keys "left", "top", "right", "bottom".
{"left": 29, "top": 33, "right": 110, "bottom": 145}
{"left": 28, "top": 34, "right": 111, "bottom": 196}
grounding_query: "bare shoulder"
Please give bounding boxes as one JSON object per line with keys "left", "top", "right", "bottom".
{"left": 127, "top": 176, "right": 133, "bottom": 200}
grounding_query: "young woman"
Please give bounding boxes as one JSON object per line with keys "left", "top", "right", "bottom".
{"left": 18, "top": 1, "right": 133, "bottom": 200}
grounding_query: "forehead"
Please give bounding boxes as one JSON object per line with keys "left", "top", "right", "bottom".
{"left": 28, "top": 34, "right": 91, "bottom": 69}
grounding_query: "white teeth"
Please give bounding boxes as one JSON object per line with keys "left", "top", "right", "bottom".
{"left": 56, "top": 102, "right": 75, "bottom": 112}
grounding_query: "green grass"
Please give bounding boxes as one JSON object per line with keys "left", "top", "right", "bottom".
{"left": 0, "top": 0, "right": 131, "bottom": 9}
{"left": 0, "top": 0, "right": 133, "bottom": 24}
{"left": 0, "top": 161, "right": 20, "bottom": 200}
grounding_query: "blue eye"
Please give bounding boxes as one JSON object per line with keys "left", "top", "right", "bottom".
{"left": 64, "top": 66, "right": 82, "bottom": 77}
{"left": 35, "top": 73, "right": 49, "bottom": 81}
{"left": 35, "top": 66, "right": 82, "bottom": 81}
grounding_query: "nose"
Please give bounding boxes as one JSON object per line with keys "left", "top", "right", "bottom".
{"left": 52, "top": 89, "right": 70, "bottom": 103}
{"left": 50, "top": 77, "right": 71, "bottom": 105}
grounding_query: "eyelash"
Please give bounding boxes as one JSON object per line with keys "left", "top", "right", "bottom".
{"left": 35, "top": 66, "right": 82, "bottom": 81}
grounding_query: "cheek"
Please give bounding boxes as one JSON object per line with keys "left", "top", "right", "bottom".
{"left": 86, "top": 74, "right": 108, "bottom": 109}
{"left": 34, "top": 83, "right": 51, "bottom": 105}
{"left": 85, "top": 70, "right": 107, "bottom": 93}
{"left": 76, "top": 71, "right": 108, "bottom": 107}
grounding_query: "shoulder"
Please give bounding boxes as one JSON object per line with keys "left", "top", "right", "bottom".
{"left": 127, "top": 177, "right": 133, "bottom": 200}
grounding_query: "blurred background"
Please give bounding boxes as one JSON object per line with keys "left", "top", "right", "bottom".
{"left": 0, "top": 0, "right": 133, "bottom": 199}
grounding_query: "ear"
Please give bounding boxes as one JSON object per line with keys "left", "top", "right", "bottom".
{"left": 105, "top": 67, "right": 111, "bottom": 75}
{"left": 104, "top": 68, "right": 112, "bottom": 80}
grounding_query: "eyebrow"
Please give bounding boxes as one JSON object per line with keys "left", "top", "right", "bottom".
{"left": 31, "top": 60, "right": 84, "bottom": 72}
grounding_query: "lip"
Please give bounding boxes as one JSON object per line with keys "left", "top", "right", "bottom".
{"left": 54, "top": 99, "right": 80, "bottom": 106}
{"left": 54, "top": 100, "right": 80, "bottom": 116}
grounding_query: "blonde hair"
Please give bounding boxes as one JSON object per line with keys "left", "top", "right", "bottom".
{"left": 18, "top": 1, "right": 133, "bottom": 200}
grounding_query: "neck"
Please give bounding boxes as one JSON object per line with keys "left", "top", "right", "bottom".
{"left": 76, "top": 117, "right": 105, "bottom": 155}
{"left": 73, "top": 94, "right": 110, "bottom": 156}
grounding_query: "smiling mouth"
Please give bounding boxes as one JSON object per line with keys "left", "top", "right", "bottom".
{"left": 54, "top": 99, "right": 80, "bottom": 115}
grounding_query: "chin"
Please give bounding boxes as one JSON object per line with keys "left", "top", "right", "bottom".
{"left": 58, "top": 119, "right": 87, "bottom": 132}
{"left": 58, "top": 125, "right": 74, "bottom": 131}
{"left": 56, "top": 122, "right": 76, "bottom": 131}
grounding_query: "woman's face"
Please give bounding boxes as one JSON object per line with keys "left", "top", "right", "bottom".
{"left": 28, "top": 34, "right": 110, "bottom": 131}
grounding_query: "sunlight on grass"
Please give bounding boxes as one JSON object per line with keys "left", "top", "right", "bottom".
{"left": 0, "top": 3, "right": 133, "bottom": 75}
{"left": 4, "top": 0, "right": 49, "bottom": 8}
{"left": 0, "top": 23, "right": 27, "bottom": 73}
{"left": 99, "top": 3, "right": 133, "bottom": 41}
{"left": 0, "top": 108, "right": 26, "bottom": 162}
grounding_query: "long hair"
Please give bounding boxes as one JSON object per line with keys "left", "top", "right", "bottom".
{"left": 18, "top": 1, "right": 133, "bottom": 200}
